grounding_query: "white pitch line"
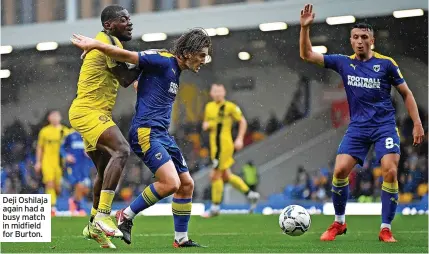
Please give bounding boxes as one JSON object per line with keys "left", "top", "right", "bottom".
{"left": 51, "top": 231, "right": 428, "bottom": 239}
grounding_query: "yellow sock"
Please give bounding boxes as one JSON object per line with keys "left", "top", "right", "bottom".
{"left": 228, "top": 174, "right": 250, "bottom": 194}
{"left": 212, "top": 179, "right": 224, "bottom": 204}
{"left": 382, "top": 181, "right": 399, "bottom": 193}
{"left": 91, "top": 207, "right": 97, "bottom": 217}
{"left": 46, "top": 187, "right": 57, "bottom": 207}
{"left": 98, "top": 190, "right": 115, "bottom": 214}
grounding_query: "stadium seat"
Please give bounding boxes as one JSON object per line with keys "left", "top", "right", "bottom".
{"left": 417, "top": 183, "right": 428, "bottom": 197}
{"left": 399, "top": 193, "right": 413, "bottom": 203}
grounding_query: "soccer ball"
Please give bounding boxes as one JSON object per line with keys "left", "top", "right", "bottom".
{"left": 279, "top": 205, "right": 311, "bottom": 236}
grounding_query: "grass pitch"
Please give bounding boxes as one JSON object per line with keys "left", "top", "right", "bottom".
{"left": 1, "top": 215, "right": 427, "bottom": 253}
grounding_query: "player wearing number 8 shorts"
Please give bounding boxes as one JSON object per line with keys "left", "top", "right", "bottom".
{"left": 299, "top": 4, "right": 425, "bottom": 243}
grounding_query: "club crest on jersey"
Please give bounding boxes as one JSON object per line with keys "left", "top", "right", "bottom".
{"left": 373, "top": 64, "right": 380, "bottom": 72}
{"left": 155, "top": 152, "right": 162, "bottom": 160}
{"left": 99, "top": 115, "right": 110, "bottom": 123}
{"left": 168, "top": 82, "right": 178, "bottom": 94}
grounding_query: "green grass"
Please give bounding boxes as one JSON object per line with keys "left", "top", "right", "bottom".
{"left": 1, "top": 215, "right": 428, "bottom": 253}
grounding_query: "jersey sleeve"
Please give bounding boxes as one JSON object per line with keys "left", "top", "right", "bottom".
{"left": 60, "top": 134, "right": 70, "bottom": 158}
{"left": 387, "top": 58, "right": 405, "bottom": 86}
{"left": 323, "top": 54, "right": 346, "bottom": 73}
{"left": 37, "top": 129, "right": 45, "bottom": 148}
{"left": 230, "top": 103, "right": 243, "bottom": 122}
{"left": 96, "top": 33, "right": 123, "bottom": 69}
{"left": 138, "top": 50, "right": 171, "bottom": 70}
{"left": 204, "top": 104, "right": 217, "bottom": 130}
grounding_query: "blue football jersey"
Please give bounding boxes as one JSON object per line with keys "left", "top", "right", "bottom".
{"left": 324, "top": 52, "right": 405, "bottom": 127}
{"left": 60, "top": 131, "right": 94, "bottom": 169}
{"left": 132, "top": 50, "right": 181, "bottom": 130}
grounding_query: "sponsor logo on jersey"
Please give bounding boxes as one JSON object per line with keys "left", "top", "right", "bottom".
{"left": 168, "top": 82, "right": 178, "bottom": 94}
{"left": 347, "top": 75, "right": 381, "bottom": 89}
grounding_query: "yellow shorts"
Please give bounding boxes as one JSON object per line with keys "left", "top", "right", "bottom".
{"left": 69, "top": 108, "right": 116, "bottom": 152}
{"left": 42, "top": 165, "right": 62, "bottom": 186}
{"left": 210, "top": 145, "right": 235, "bottom": 171}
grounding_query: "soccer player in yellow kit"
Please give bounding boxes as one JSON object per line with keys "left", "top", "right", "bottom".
{"left": 35, "top": 110, "right": 70, "bottom": 216}
{"left": 202, "top": 83, "right": 260, "bottom": 218}
{"left": 69, "top": 5, "right": 139, "bottom": 248}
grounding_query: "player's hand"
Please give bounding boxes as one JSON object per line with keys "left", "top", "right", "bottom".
{"left": 234, "top": 138, "right": 244, "bottom": 151}
{"left": 34, "top": 162, "right": 41, "bottom": 173}
{"left": 133, "top": 80, "right": 138, "bottom": 93}
{"left": 70, "top": 34, "right": 98, "bottom": 59}
{"left": 202, "top": 121, "right": 210, "bottom": 131}
{"left": 412, "top": 123, "right": 425, "bottom": 146}
{"left": 66, "top": 154, "right": 76, "bottom": 164}
{"left": 300, "top": 4, "right": 315, "bottom": 27}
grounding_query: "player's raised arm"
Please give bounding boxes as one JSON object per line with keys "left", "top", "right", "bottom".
{"left": 299, "top": 4, "right": 324, "bottom": 66}
{"left": 71, "top": 34, "right": 139, "bottom": 65}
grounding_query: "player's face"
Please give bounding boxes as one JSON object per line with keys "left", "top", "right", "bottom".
{"left": 350, "top": 28, "right": 374, "bottom": 57}
{"left": 48, "top": 111, "right": 61, "bottom": 125}
{"left": 210, "top": 85, "right": 226, "bottom": 102}
{"left": 108, "top": 10, "right": 133, "bottom": 41}
{"left": 185, "top": 47, "right": 209, "bottom": 73}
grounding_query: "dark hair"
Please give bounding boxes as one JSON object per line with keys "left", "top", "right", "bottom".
{"left": 101, "top": 5, "right": 125, "bottom": 24}
{"left": 352, "top": 22, "right": 374, "bottom": 33}
{"left": 171, "top": 28, "right": 212, "bottom": 59}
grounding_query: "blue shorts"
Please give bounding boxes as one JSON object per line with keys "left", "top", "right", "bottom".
{"left": 337, "top": 125, "right": 400, "bottom": 165}
{"left": 129, "top": 126, "right": 188, "bottom": 174}
{"left": 66, "top": 164, "right": 92, "bottom": 187}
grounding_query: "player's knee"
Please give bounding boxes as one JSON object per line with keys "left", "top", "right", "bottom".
{"left": 114, "top": 144, "right": 130, "bottom": 159}
{"left": 182, "top": 177, "right": 194, "bottom": 193}
{"left": 333, "top": 167, "right": 350, "bottom": 179}
{"left": 222, "top": 172, "right": 230, "bottom": 182}
{"left": 163, "top": 176, "right": 181, "bottom": 194}
{"left": 382, "top": 166, "right": 398, "bottom": 181}
{"left": 210, "top": 170, "right": 222, "bottom": 181}
{"left": 45, "top": 181, "right": 54, "bottom": 189}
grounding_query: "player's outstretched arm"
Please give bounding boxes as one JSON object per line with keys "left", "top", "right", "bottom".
{"left": 234, "top": 116, "right": 247, "bottom": 151}
{"left": 71, "top": 34, "right": 139, "bottom": 65}
{"left": 395, "top": 83, "right": 425, "bottom": 146}
{"left": 299, "top": 4, "right": 324, "bottom": 66}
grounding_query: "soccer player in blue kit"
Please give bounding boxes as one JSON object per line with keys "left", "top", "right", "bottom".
{"left": 71, "top": 28, "right": 211, "bottom": 248}
{"left": 299, "top": 4, "right": 425, "bottom": 242}
{"left": 61, "top": 130, "right": 95, "bottom": 215}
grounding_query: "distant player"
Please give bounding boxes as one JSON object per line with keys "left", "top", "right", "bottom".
{"left": 299, "top": 4, "right": 424, "bottom": 242}
{"left": 71, "top": 28, "right": 211, "bottom": 248}
{"left": 60, "top": 130, "right": 95, "bottom": 215}
{"left": 68, "top": 5, "right": 140, "bottom": 248}
{"left": 35, "top": 110, "right": 70, "bottom": 215}
{"left": 201, "top": 83, "right": 260, "bottom": 218}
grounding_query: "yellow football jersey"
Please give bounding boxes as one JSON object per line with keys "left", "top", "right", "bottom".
{"left": 71, "top": 31, "right": 123, "bottom": 113}
{"left": 204, "top": 100, "right": 243, "bottom": 150}
{"left": 37, "top": 124, "right": 70, "bottom": 169}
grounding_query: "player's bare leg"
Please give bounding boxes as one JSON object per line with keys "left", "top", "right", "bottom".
{"left": 83, "top": 150, "right": 115, "bottom": 248}
{"left": 172, "top": 172, "right": 205, "bottom": 248}
{"left": 44, "top": 181, "right": 57, "bottom": 216}
{"left": 89, "top": 126, "right": 130, "bottom": 238}
{"left": 378, "top": 154, "right": 400, "bottom": 243}
{"left": 320, "top": 154, "right": 356, "bottom": 241}
{"left": 222, "top": 169, "right": 260, "bottom": 213}
{"left": 117, "top": 161, "right": 180, "bottom": 244}
{"left": 202, "top": 169, "right": 223, "bottom": 218}
{"left": 69, "top": 183, "right": 89, "bottom": 215}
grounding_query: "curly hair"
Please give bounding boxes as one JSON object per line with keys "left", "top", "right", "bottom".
{"left": 170, "top": 28, "right": 213, "bottom": 59}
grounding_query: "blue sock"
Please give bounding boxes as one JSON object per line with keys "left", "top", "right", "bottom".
{"left": 172, "top": 198, "right": 192, "bottom": 233}
{"left": 331, "top": 176, "right": 349, "bottom": 223}
{"left": 130, "top": 184, "right": 162, "bottom": 214}
{"left": 381, "top": 181, "right": 398, "bottom": 227}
